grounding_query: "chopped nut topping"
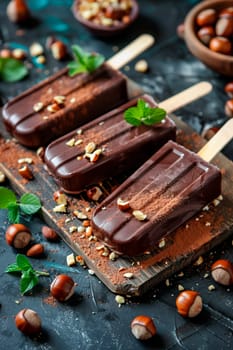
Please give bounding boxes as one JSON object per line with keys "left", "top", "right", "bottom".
{"left": 18, "top": 157, "right": 33, "bottom": 164}
{"left": 117, "top": 197, "right": 130, "bottom": 211}
{"left": 193, "top": 256, "right": 204, "bottom": 266}
{"left": 78, "top": 226, "right": 85, "bottom": 233}
{"left": 53, "top": 95, "right": 66, "bottom": 105}
{"left": 69, "top": 226, "right": 77, "bottom": 233}
{"left": 115, "top": 295, "right": 125, "bottom": 305}
{"left": 47, "top": 103, "right": 60, "bottom": 113}
{"left": 132, "top": 210, "right": 147, "bottom": 221}
{"left": 76, "top": 128, "right": 82, "bottom": 135}
{"left": 86, "top": 186, "right": 103, "bottom": 201}
{"left": 33, "top": 102, "right": 44, "bottom": 112}
{"left": 88, "top": 269, "right": 95, "bottom": 275}
{"left": 89, "top": 149, "right": 102, "bottom": 163}
{"left": 73, "top": 210, "right": 88, "bottom": 220}
{"left": 123, "top": 272, "right": 134, "bottom": 279}
{"left": 109, "top": 252, "right": 118, "bottom": 261}
{"left": 208, "top": 284, "right": 216, "bottom": 291}
{"left": 178, "top": 284, "right": 184, "bottom": 291}
{"left": 66, "top": 138, "right": 76, "bottom": 147}
{"left": 85, "top": 142, "right": 96, "bottom": 154}
{"left": 158, "top": 238, "right": 166, "bottom": 248}
{"left": 70, "top": 97, "right": 76, "bottom": 103}
{"left": 75, "top": 139, "right": 83, "bottom": 146}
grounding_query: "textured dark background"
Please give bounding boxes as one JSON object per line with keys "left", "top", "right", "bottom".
{"left": 0, "top": 1, "right": 233, "bottom": 349}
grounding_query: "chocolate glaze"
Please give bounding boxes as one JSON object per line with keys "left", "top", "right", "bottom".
{"left": 2, "top": 63, "right": 127, "bottom": 148}
{"left": 92, "top": 140, "right": 222, "bottom": 256}
{"left": 44, "top": 94, "right": 176, "bottom": 193}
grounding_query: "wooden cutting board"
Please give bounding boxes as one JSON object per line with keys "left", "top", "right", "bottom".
{"left": 1, "top": 80, "right": 233, "bottom": 296}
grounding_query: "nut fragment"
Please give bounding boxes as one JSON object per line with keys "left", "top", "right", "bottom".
{"left": 42, "top": 226, "right": 59, "bottom": 241}
{"left": 131, "top": 315, "right": 157, "bottom": 340}
{"left": 26, "top": 243, "right": 44, "bottom": 257}
{"left": 7, "top": 0, "right": 31, "bottom": 24}
{"left": 33, "top": 102, "right": 44, "bottom": 112}
{"left": 117, "top": 197, "right": 130, "bottom": 211}
{"left": 53, "top": 190, "right": 67, "bottom": 205}
{"left": 18, "top": 164, "right": 34, "bottom": 180}
{"left": 73, "top": 210, "right": 88, "bottom": 220}
{"left": 0, "top": 170, "right": 6, "bottom": 183}
{"left": 53, "top": 203, "right": 67, "bottom": 213}
{"left": 86, "top": 186, "right": 103, "bottom": 201}
{"left": 53, "top": 95, "right": 66, "bottom": 105}
{"left": 115, "top": 295, "right": 125, "bottom": 305}
{"left": 132, "top": 210, "right": 147, "bottom": 221}
{"left": 66, "top": 253, "right": 76, "bottom": 267}
{"left": 85, "top": 142, "right": 96, "bottom": 154}
{"left": 134, "top": 59, "right": 149, "bottom": 73}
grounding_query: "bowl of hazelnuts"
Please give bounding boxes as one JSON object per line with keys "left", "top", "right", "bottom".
{"left": 72, "top": 0, "right": 139, "bottom": 37}
{"left": 184, "top": 0, "right": 233, "bottom": 76}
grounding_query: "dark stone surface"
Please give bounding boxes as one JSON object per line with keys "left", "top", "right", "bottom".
{"left": 0, "top": 1, "right": 233, "bottom": 349}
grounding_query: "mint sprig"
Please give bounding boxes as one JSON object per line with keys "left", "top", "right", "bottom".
{"left": 0, "top": 57, "right": 28, "bottom": 82}
{"left": 0, "top": 187, "right": 41, "bottom": 223}
{"left": 67, "top": 45, "right": 105, "bottom": 76}
{"left": 5, "top": 254, "right": 49, "bottom": 295}
{"left": 124, "top": 99, "right": 167, "bottom": 126}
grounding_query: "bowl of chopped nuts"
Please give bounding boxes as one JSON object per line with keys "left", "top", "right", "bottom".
{"left": 184, "top": 0, "right": 233, "bottom": 76}
{"left": 72, "top": 0, "right": 139, "bottom": 37}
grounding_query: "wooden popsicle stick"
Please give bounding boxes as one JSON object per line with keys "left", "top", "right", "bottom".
{"left": 107, "top": 34, "right": 155, "bottom": 69}
{"left": 159, "top": 82, "right": 212, "bottom": 113}
{"left": 198, "top": 119, "right": 233, "bottom": 162}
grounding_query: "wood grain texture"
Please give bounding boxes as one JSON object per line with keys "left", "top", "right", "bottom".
{"left": 1, "top": 81, "right": 233, "bottom": 296}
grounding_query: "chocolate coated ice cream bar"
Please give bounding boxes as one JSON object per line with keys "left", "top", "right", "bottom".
{"left": 2, "top": 63, "right": 127, "bottom": 148}
{"left": 44, "top": 94, "right": 176, "bottom": 193}
{"left": 92, "top": 140, "right": 222, "bottom": 256}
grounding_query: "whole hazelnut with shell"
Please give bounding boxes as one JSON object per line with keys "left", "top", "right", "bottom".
{"left": 5, "top": 223, "right": 32, "bottom": 249}
{"left": 131, "top": 315, "right": 157, "bottom": 340}
{"left": 15, "top": 308, "right": 41, "bottom": 335}
{"left": 7, "top": 0, "right": 31, "bottom": 24}
{"left": 176, "top": 290, "right": 203, "bottom": 318}
{"left": 211, "top": 259, "right": 233, "bottom": 286}
{"left": 50, "top": 274, "right": 76, "bottom": 301}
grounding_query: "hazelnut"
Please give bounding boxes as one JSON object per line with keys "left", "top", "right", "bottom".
{"left": 134, "top": 59, "right": 149, "bottom": 73}
{"left": 36, "top": 147, "right": 45, "bottom": 162}
{"left": 224, "top": 82, "right": 233, "bottom": 98}
{"left": 197, "top": 26, "right": 215, "bottom": 45}
{"left": 53, "top": 190, "right": 67, "bottom": 205}
{"left": 15, "top": 308, "right": 41, "bottom": 336}
{"left": 18, "top": 164, "right": 34, "bottom": 180}
{"left": 0, "top": 49, "right": 12, "bottom": 58}
{"left": 42, "top": 225, "right": 59, "bottom": 241}
{"left": 7, "top": 0, "right": 31, "bottom": 24}
{"left": 30, "top": 42, "right": 44, "bottom": 57}
{"left": 26, "top": 243, "right": 44, "bottom": 257}
{"left": 196, "top": 8, "right": 217, "bottom": 27}
{"left": 225, "top": 99, "right": 233, "bottom": 118}
{"left": 176, "top": 290, "right": 203, "bottom": 318}
{"left": 132, "top": 210, "right": 147, "bottom": 221}
{"left": 219, "top": 7, "right": 233, "bottom": 18}
{"left": 50, "top": 274, "right": 76, "bottom": 301}
{"left": 131, "top": 315, "right": 157, "bottom": 340}
{"left": 209, "top": 36, "right": 232, "bottom": 55}
{"left": 211, "top": 259, "right": 233, "bottom": 286}
{"left": 5, "top": 223, "right": 32, "bottom": 249}
{"left": 0, "top": 170, "right": 6, "bottom": 183}
{"left": 12, "top": 48, "right": 26, "bottom": 60}
{"left": 215, "top": 17, "right": 233, "bottom": 37}
{"left": 51, "top": 41, "right": 67, "bottom": 60}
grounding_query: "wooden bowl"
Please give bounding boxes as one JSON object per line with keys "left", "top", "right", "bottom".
{"left": 72, "top": 0, "right": 139, "bottom": 37}
{"left": 184, "top": 0, "right": 233, "bottom": 76}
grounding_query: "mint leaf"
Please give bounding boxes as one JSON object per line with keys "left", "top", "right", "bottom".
{"left": 0, "top": 58, "right": 28, "bottom": 82}
{"left": 19, "top": 193, "right": 41, "bottom": 215}
{"left": 20, "top": 269, "right": 39, "bottom": 295}
{"left": 5, "top": 262, "right": 22, "bottom": 273}
{"left": 0, "top": 187, "right": 17, "bottom": 208}
{"left": 68, "top": 45, "right": 105, "bottom": 76}
{"left": 124, "top": 98, "right": 166, "bottom": 127}
{"left": 7, "top": 202, "right": 20, "bottom": 223}
{"left": 16, "top": 254, "right": 32, "bottom": 271}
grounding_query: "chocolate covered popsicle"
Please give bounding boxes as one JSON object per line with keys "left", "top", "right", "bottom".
{"left": 2, "top": 63, "right": 127, "bottom": 148}
{"left": 44, "top": 94, "right": 176, "bottom": 193}
{"left": 92, "top": 139, "right": 222, "bottom": 256}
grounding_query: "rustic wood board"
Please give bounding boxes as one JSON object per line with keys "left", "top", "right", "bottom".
{"left": 1, "top": 80, "right": 233, "bottom": 296}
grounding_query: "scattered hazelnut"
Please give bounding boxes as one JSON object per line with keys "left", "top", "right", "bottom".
{"left": 53, "top": 203, "right": 67, "bottom": 213}
{"left": 86, "top": 186, "right": 103, "bottom": 201}
{"left": 12, "top": 48, "right": 26, "bottom": 60}
{"left": 30, "top": 42, "right": 44, "bottom": 57}
{"left": 134, "top": 59, "right": 149, "bottom": 73}
{"left": 215, "top": 17, "right": 233, "bottom": 37}
{"left": 53, "top": 190, "right": 67, "bottom": 205}
{"left": 36, "top": 55, "right": 46, "bottom": 65}
{"left": 5, "top": 223, "right": 32, "bottom": 249}
{"left": 211, "top": 259, "right": 233, "bottom": 286}
{"left": 7, "top": 0, "right": 31, "bottom": 24}
{"left": 209, "top": 36, "right": 232, "bottom": 55}
{"left": 225, "top": 99, "right": 233, "bottom": 118}
{"left": 132, "top": 210, "right": 147, "bottom": 221}
{"left": 42, "top": 225, "right": 59, "bottom": 241}
{"left": 117, "top": 197, "right": 130, "bottom": 211}
{"left": 18, "top": 164, "right": 34, "bottom": 180}
{"left": 0, "top": 170, "right": 6, "bottom": 183}
{"left": 36, "top": 147, "right": 45, "bottom": 162}
{"left": 0, "top": 48, "right": 12, "bottom": 58}
{"left": 26, "top": 243, "right": 44, "bottom": 257}
{"left": 176, "top": 290, "right": 203, "bottom": 318}
{"left": 33, "top": 102, "right": 44, "bottom": 112}
{"left": 224, "top": 82, "right": 233, "bottom": 98}
{"left": 50, "top": 274, "right": 76, "bottom": 301}
{"left": 197, "top": 26, "right": 215, "bottom": 45}
{"left": 51, "top": 41, "right": 67, "bottom": 60}
{"left": 131, "top": 315, "right": 157, "bottom": 340}
{"left": 15, "top": 308, "right": 41, "bottom": 336}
